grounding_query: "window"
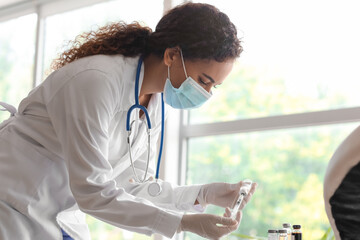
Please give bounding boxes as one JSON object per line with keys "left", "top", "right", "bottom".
{"left": 190, "top": 0, "right": 360, "bottom": 124}
{"left": 0, "top": 14, "right": 37, "bottom": 122}
{"left": 186, "top": 123, "right": 357, "bottom": 239}
{"left": 179, "top": 0, "right": 360, "bottom": 239}
{"left": 42, "top": 0, "right": 163, "bottom": 79}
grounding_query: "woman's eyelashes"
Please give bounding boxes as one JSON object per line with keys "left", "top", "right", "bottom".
{"left": 198, "top": 77, "right": 219, "bottom": 89}
{"left": 198, "top": 76, "right": 210, "bottom": 86}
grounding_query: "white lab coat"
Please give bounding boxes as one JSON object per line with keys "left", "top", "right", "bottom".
{"left": 0, "top": 55, "right": 203, "bottom": 240}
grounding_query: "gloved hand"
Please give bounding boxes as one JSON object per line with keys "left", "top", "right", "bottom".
{"left": 178, "top": 211, "right": 242, "bottom": 240}
{"left": 197, "top": 181, "right": 257, "bottom": 209}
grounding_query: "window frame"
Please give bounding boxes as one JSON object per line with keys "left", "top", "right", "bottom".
{"left": 173, "top": 107, "right": 360, "bottom": 184}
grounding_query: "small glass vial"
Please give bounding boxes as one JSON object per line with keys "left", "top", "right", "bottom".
{"left": 278, "top": 229, "right": 288, "bottom": 240}
{"left": 292, "top": 225, "right": 302, "bottom": 240}
{"left": 268, "top": 229, "right": 278, "bottom": 240}
{"left": 282, "top": 223, "right": 292, "bottom": 240}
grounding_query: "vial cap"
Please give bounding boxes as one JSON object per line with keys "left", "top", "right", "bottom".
{"left": 282, "top": 223, "right": 291, "bottom": 228}
{"left": 268, "top": 230, "right": 278, "bottom": 233}
{"left": 278, "top": 230, "right": 287, "bottom": 233}
{"left": 293, "top": 225, "right": 301, "bottom": 229}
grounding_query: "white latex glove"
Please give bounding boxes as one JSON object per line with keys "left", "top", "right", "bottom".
{"left": 178, "top": 211, "right": 242, "bottom": 240}
{"left": 197, "top": 181, "right": 257, "bottom": 208}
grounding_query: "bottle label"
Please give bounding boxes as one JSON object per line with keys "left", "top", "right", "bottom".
{"left": 291, "top": 233, "right": 302, "bottom": 240}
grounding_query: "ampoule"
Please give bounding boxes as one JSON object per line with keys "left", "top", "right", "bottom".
{"left": 230, "top": 179, "right": 252, "bottom": 219}
{"left": 291, "top": 225, "right": 302, "bottom": 240}
{"left": 282, "top": 223, "right": 292, "bottom": 240}
{"left": 278, "top": 229, "right": 288, "bottom": 240}
{"left": 268, "top": 229, "right": 278, "bottom": 240}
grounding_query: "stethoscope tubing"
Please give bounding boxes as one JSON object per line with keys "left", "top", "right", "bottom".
{"left": 155, "top": 93, "right": 165, "bottom": 180}
{"left": 126, "top": 56, "right": 164, "bottom": 185}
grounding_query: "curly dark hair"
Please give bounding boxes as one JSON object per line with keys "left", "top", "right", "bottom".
{"left": 52, "top": 2, "right": 242, "bottom": 70}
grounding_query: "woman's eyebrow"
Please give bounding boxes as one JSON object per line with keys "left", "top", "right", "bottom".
{"left": 202, "top": 73, "right": 215, "bottom": 83}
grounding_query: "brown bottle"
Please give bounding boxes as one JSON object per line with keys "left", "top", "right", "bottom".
{"left": 291, "top": 225, "right": 302, "bottom": 240}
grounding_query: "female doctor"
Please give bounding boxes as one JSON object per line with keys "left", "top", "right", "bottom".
{"left": 0, "top": 2, "right": 257, "bottom": 240}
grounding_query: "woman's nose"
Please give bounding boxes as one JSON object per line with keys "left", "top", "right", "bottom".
{"left": 205, "top": 85, "right": 213, "bottom": 93}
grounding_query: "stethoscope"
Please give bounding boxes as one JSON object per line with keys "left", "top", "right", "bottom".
{"left": 126, "top": 57, "right": 164, "bottom": 197}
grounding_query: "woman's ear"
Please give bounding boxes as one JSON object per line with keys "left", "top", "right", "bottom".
{"left": 163, "top": 47, "right": 180, "bottom": 67}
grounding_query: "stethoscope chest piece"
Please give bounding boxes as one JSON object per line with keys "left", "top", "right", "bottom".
{"left": 148, "top": 181, "right": 162, "bottom": 197}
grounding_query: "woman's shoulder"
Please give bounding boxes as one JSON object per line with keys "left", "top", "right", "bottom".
{"left": 66, "top": 54, "right": 131, "bottom": 71}
{"left": 63, "top": 54, "right": 139, "bottom": 82}
{"left": 39, "top": 54, "right": 140, "bottom": 105}
{"left": 78, "top": 54, "right": 139, "bottom": 70}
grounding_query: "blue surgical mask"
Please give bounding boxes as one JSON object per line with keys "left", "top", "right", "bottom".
{"left": 164, "top": 50, "right": 212, "bottom": 109}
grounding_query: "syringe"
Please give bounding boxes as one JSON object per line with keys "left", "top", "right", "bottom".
{"left": 230, "top": 179, "right": 252, "bottom": 219}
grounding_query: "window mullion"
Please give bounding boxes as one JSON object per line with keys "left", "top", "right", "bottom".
{"left": 183, "top": 107, "right": 360, "bottom": 138}
{"left": 33, "top": 6, "right": 46, "bottom": 87}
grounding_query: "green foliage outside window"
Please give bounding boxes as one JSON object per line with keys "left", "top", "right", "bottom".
{"left": 185, "top": 65, "right": 356, "bottom": 239}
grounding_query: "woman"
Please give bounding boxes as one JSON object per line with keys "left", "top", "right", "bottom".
{"left": 324, "top": 126, "right": 360, "bottom": 240}
{"left": 0, "top": 3, "right": 257, "bottom": 240}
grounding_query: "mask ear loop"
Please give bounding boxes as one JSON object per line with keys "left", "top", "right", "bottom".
{"left": 179, "top": 49, "right": 188, "bottom": 78}
{"left": 179, "top": 48, "right": 213, "bottom": 96}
